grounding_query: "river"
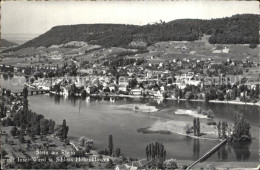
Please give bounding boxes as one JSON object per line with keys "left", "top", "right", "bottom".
{"left": 1, "top": 74, "right": 259, "bottom": 162}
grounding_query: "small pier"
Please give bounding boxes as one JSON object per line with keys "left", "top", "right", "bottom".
{"left": 186, "top": 138, "right": 227, "bottom": 170}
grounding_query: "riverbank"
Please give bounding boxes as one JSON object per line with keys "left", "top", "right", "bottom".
{"left": 45, "top": 90, "right": 260, "bottom": 106}
{"left": 90, "top": 93, "right": 260, "bottom": 106}
{"left": 137, "top": 119, "right": 220, "bottom": 141}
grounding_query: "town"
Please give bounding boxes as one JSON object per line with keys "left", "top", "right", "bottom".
{"left": 1, "top": 40, "right": 260, "bottom": 105}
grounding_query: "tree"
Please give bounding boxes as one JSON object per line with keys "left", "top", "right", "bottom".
{"left": 33, "top": 123, "right": 41, "bottom": 136}
{"left": 249, "top": 44, "right": 257, "bottom": 49}
{"left": 48, "top": 119, "right": 55, "bottom": 134}
{"left": 40, "top": 119, "right": 49, "bottom": 135}
{"left": 79, "top": 136, "right": 85, "bottom": 146}
{"left": 108, "top": 135, "right": 113, "bottom": 156}
{"left": 128, "top": 78, "right": 138, "bottom": 88}
{"left": 19, "top": 134, "right": 25, "bottom": 143}
{"left": 105, "top": 159, "right": 114, "bottom": 169}
{"left": 196, "top": 118, "right": 200, "bottom": 136}
{"left": 61, "top": 119, "right": 69, "bottom": 140}
{"left": 115, "top": 148, "right": 121, "bottom": 157}
{"left": 11, "top": 126, "right": 18, "bottom": 136}
{"left": 205, "top": 92, "right": 210, "bottom": 103}
{"left": 145, "top": 142, "right": 166, "bottom": 167}
{"left": 23, "top": 86, "right": 28, "bottom": 99}
{"left": 222, "top": 121, "right": 226, "bottom": 139}
{"left": 193, "top": 118, "right": 197, "bottom": 136}
{"left": 232, "top": 113, "right": 251, "bottom": 142}
{"left": 85, "top": 144, "right": 91, "bottom": 153}
{"left": 217, "top": 91, "right": 225, "bottom": 101}
{"left": 1, "top": 149, "right": 7, "bottom": 157}
{"left": 217, "top": 121, "right": 221, "bottom": 139}
{"left": 23, "top": 98, "right": 29, "bottom": 114}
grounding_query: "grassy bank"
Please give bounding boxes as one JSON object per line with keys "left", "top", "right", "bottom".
{"left": 137, "top": 120, "right": 220, "bottom": 141}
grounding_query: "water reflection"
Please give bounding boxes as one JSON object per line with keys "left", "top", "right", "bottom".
{"left": 217, "top": 142, "right": 251, "bottom": 161}
{"left": 54, "top": 95, "right": 60, "bottom": 104}
{"left": 230, "top": 142, "right": 251, "bottom": 161}
{"left": 3, "top": 74, "right": 8, "bottom": 80}
{"left": 193, "top": 139, "right": 200, "bottom": 159}
{"left": 217, "top": 145, "right": 228, "bottom": 160}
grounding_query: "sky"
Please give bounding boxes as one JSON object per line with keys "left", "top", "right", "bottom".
{"left": 1, "top": 1, "right": 259, "bottom": 35}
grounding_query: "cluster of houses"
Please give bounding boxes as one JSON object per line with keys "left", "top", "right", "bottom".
{"left": 115, "top": 158, "right": 177, "bottom": 170}
{"left": 2, "top": 50, "right": 259, "bottom": 101}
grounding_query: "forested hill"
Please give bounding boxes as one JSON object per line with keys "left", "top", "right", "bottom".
{"left": 8, "top": 14, "right": 259, "bottom": 51}
{"left": 1, "top": 39, "right": 18, "bottom": 47}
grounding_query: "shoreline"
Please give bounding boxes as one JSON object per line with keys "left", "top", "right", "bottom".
{"left": 20, "top": 84, "right": 260, "bottom": 107}
{"left": 137, "top": 119, "right": 221, "bottom": 141}
{"left": 137, "top": 126, "right": 221, "bottom": 141}
{"left": 91, "top": 93, "right": 260, "bottom": 106}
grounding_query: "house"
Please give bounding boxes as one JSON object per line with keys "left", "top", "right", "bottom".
{"left": 118, "top": 76, "right": 129, "bottom": 86}
{"left": 115, "top": 164, "right": 137, "bottom": 170}
{"left": 108, "top": 85, "right": 116, "bottom": 92}
{"left": 146, "top": 70, "right": 153, "bottom": 78}
{"left": 130, "top": 88, "right": 143, "bottom": 95}
{"left": 79, "top": 68, "right": 94, "bottom": 75}
{"left": 163, "top": 159, "right": 178, "bottom": 169}
{"left": 131, "top": 159, "right": 148, "bottom": 169}
{"left": 118, "top": 85, "right": 128, "bottom": 92}
{"left": 144, "top": 89, "right": 157, "bottom": 96}
{"left": 223, "top": 47, "right": 229, "bottom": 53}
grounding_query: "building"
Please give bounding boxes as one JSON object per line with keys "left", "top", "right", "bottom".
{"left": 79, "top": 68, "right": 94, "bottom": 75}
{"left": 130, "top": 88, "right": 143, "bottom": 95}
{"left": 163, "top": 159, "right": 178, "bottom": 169}
{"left": 118, "top": 76, "right": 129, "bottom": 86}
{"left": 115, "top": 164, "right": 137, "bottom": 170}
{"left": 131, "top": 159, "right": 148, "bottom": 169}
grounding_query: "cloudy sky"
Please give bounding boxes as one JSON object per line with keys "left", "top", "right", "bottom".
{"left": 2, "top": 1, "right": 259, "bottom": 35}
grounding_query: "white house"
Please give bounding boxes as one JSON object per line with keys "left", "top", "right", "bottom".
{"left": 223, "top": 47, "right": 229, "bottom": 53}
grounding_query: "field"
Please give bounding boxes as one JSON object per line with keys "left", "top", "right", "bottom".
{"left": 2, "top": 36, "right": 259, "bottom": 70}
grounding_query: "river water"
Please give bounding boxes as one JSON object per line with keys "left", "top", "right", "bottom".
{"left": 1, "top": 74, "right": 259, "bottom": 162}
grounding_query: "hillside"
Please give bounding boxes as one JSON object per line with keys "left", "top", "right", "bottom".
{"left": 6, "top": 14, "right": 259, "bottom": 52}
{"left": 1, "top": 39, "right": 18, "bottom": 47}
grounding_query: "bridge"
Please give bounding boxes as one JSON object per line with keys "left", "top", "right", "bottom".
{"left": 186, "top": 138, "right": 228, "bottom": 170}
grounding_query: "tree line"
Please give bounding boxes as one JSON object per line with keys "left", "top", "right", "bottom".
{"left": 5, "top": 14, "right": 258, "bottom": 53}
{"left": 2, "top": 87, "right": 69, "bottom": 141}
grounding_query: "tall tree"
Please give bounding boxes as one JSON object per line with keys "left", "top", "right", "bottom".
{"left": 108, "top": 135, "right": 113, "bottom": 156}
{"left": 115, "top": 148, "right": 121, "bottom": 157}
{"left": 222, "top": 121, "right": 226, "bottom": 139}
{"left": 23, "top": 86, "right": 28, "bottom": 99}
{"left": 196, "top": 118, "right": 200, "bottom": 136}
{"left": 217, "top": 121, "right": 221, "bottom": 139}
{"left": 193, "top": 118, "right": 197, "bottom": 136}
{"left": 61, "top": 119, "right": 69, "bottom": 140}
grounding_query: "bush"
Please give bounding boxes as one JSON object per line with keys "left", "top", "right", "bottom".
{"left": 184, "top": 124, "right": 193, "bottom": 134}
{"left": 201, "top": 110, "right": 207, "bottom": 115}
{"left": 207, "top": 121, "right": 217, "bottom": 125}
{"left": 65, "top": 139, "right": 70, "bottom": 145}
{"left": 206, "top": 109, "right": 215, "bottom": 118}
{"left": 98, "top": 149, "right": 109, "bottom": 155}
{"left": 249, "top": 44, "right": 257, "bottom": 49}
{"left": 207, "top": 113, "right": 215, "bottom": 118}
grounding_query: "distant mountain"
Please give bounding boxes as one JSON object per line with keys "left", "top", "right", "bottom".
{"left": 5, "top": 14, "right": 259, "bottom": 52}
{"left": 1, "top": 39, "right": 18, "bottom": 47}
